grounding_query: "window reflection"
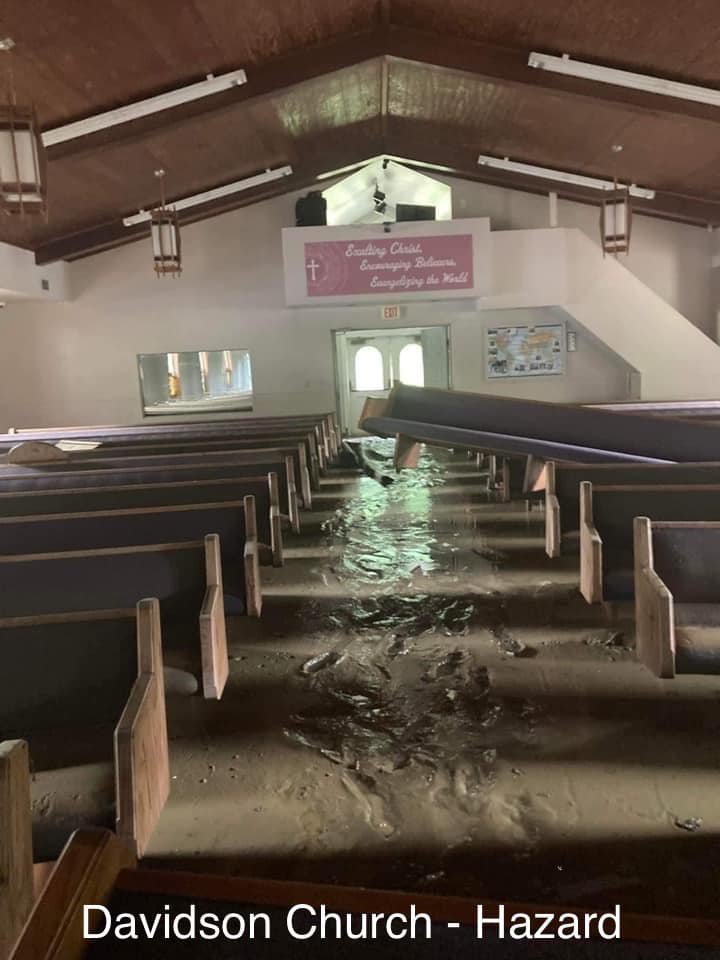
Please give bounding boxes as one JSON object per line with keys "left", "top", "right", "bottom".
{"left": 138, "top": 349, "right": 253, "bottom": 416}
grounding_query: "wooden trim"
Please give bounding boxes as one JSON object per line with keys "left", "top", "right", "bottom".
{"left": 487, "top": 453, "right": 498, "bottom": 489}
{"left": 114, "top": 865, "right": 720, "bottom": 948}
{"left": 297, "top": 444, "right": 313, "bottom": 509}
{"left": 546, "top": 493, "right": 561, "bottom": 559}
{"left": 0, "top": 608, "right": 136, "bottom": 628}
{"left": 285, "top": 455, "right": 301, "bottom": 533}
{"left": 0, "top": 498, "right": 248, "bottom": 526}
{"left": 500, "top": 458, "right": 511, "bottom": 503}
{"left": 114, "top": 599, "right": 169, "bottom": 858}
{"left": 0, "top": 540, "right": 205, "bottom": 564}
{"left": 0, "top": 475, "right": 270, "bottom": 503}
{"left": 9, "top": 829, "right": 135, "bottom": 960}
{"left": 0, "top": 741, "right": 33, "bottom": 960}
{"left": 579, "top": 481, "right": 603, "bottom": 604}
{"left": 359, "top": 395, "right": 390, "bottom": 423}
{"left": 394, "top": 434, "right": 422, "bottom": 470}
{"left": 243, "top": 495, "right": 262, "bottom": 618}
{"left": 633, "top": 517, "right": 676, "bottom": 678}
{"left": 268, "top": 472, "right": 284, "bottom": 567}
{"left": 522, "top": 455, "right": 546, "bottom": 494}
{"left": 199, "top": 535, "right": 228, "bottom": 700}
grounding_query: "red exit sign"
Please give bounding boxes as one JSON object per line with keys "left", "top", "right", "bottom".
{"left": 381, "top": 305, "right": 401, "bottom": 320}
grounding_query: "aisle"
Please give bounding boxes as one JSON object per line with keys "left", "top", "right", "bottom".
{"left": 148, "top": 448, "right": 720, "bottom": 918}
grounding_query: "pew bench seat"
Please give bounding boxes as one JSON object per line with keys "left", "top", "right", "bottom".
{"left": 0, "top": 600, "right": 169, "bottom": 860}
{"left": 0, "top": 535, "right": 228, "bottom": 700}
{"left": 579, "top": 482, "right": 720, "bottom": 605}
{"left": 634, "top": 518, "right": 720, "bottom": 678}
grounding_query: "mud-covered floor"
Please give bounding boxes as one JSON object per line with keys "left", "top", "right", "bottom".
{"left": 33, "top": 448, "right": 720, "bottom": 916}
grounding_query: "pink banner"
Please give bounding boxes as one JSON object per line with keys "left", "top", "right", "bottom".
{"left": 303, "top": 234, "right": 474, "bottom": 297}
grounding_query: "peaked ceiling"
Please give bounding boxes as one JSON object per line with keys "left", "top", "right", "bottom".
{"left": 2, "top": 0, "right": 720, "bottom": 263}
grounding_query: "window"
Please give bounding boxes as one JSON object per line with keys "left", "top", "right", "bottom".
{"left": 138, "top": 348, "right": 253, "bottom": 416}
{"left": 398, "top": 342, "right": 424, "bottom": 387}
{"left": 354, "top": 345, "right": 384, "bottom": 391}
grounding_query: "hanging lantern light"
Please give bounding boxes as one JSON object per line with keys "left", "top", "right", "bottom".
{"left": 150, "top": 168, "right": 182, "bottom": 278}
{"left": 0, "top": 38, "right": 47, "bottom": 216}
{"left": 600, "top": 144, "right": 632, "bottom": 256}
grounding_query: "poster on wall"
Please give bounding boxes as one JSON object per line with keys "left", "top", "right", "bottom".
{"left": 486, "top": 323, "right": 564, "bottom": 378}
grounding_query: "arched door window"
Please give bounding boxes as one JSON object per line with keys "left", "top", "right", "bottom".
{"left": 398, "top": 342, "right": 424, "bottom": 387}
{"left": 354, "top": 345, "right": 384, "bottom": 391}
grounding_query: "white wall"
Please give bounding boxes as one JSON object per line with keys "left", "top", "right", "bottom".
{"left": 0, "top": 175, "right": 713, "bottom": 429}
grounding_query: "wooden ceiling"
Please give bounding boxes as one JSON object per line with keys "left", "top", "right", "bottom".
{"left": 2, "top": 0, "right": 720, "bottom": 262}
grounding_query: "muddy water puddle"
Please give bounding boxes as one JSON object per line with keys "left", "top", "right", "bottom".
{"left": 147, "top": 445, "right": 720, "bottom": 915}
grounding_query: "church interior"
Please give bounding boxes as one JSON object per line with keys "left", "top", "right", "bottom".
{"left": 2, "top": 2, "right": 720, "bottom": 956}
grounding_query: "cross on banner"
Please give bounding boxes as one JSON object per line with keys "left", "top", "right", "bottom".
{"left": 305, "top": 258, "right": 320, "bottom": 282}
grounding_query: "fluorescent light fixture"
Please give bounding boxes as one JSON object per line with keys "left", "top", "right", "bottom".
{"left": 477, "top": 154, "right": 655, "bottom": 199}
{"left": 42, "top": 69, "right": 247, "bottom": 147}
{"left": 123, "top": 165, "right": 293, "bottom": 226}
{"left": 528, "top": 51, "right": 720, "bottom": 108}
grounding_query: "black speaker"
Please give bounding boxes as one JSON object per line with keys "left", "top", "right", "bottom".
{"left": 295, "top": 191, "right": 327, "bottom": 226}
{"left": 396, "top": 203, "right": 436, "bottom": 222}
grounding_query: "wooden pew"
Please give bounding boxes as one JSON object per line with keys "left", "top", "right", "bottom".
{"left": 1, "top": 421, "right": 327, "bottom": 489}
{"left": 634, "top": 518, "right": 720, "bottom": 678}
{"left": 579, "top": 481, "right": 720, "bottom": 605}
{"left": 0, "top": 496, "right": 262, "bottom": 618}
{"left": 6, "top": 411, "right": 340, "bottom": 462}
{"left": 0, "top": 600, "right": 169, "bottom": 861}
{"left": 542, "top": 460, "right": 720, "bottom": 558}
{"left": 0, "top": 741, "right": 32, "bottom": 960}
{"left": 11, "top": 828, "right": 720, "bottom": 960}
{"left": 0, "top": 535, "right": 228, "bottom": 699}
{"left": 0, "top": 446, "right": 308, "bottom": 518}
{"left": 0, "top": 473, "right": 283, "bottom": 568}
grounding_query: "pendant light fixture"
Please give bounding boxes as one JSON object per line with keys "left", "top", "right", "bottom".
{"left": 150, "top": 168, "right": 182, "bottom": 278}
{"left": 0, "top": 37, "right": 47, "bottom": 216}
{"left": 600, "top": 144, "right": 632, "bottom": 256}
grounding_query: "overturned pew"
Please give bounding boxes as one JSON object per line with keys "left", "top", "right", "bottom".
{"left": 541, "top": 460, "right": 720, "bottom": 558}
{"left": 0, "top": 599, "right": 169, "bottom": 861}
{"left": 0, "top": 535, "right": 228, "bottom": 699}
{"left": 360, "top": 384, "right": 720, "bottom": 464}
{"left": 634, "top": 518, "right": 720, "bottom": 679}
{"left": 579, "top": 482, "right": 720, "bottom": 605}
{"left": 0, "top": 496, "right": 262, "bottom": 618}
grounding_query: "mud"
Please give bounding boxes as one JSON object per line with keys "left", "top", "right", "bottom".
{"left": 31, "top": 445, "right": 720, "bottom": 916}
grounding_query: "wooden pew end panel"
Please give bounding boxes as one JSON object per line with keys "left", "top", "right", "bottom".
{"left": 0, "top": 740, "right": 33, "bottom": 960}
{"left": 579, "top": 482, "right": 603, "bottom": 604}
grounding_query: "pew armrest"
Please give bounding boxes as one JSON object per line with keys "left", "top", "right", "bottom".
{"left": 270, "top": 505, "right": 284, "bottom": 567}
{"left": 114, "top": 671, "right": 170, "bottom": 858}
{"left": 243, "top": 540, "right": 262, "bottom": 618}
{"left": 545, "top": 493, "right": 561, "bottom": 558}
{"left": 199, "top": 584, "right": 229, "bottom": 700}
{"left": 580, "top": 520, "right": 603, "bottom": 604}
{"left": 636, "top": 567, "right": 676, "bottom": 679}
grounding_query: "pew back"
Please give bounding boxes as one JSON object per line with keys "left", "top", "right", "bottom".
{"left": 0, "top": 497, "right": 261, "bottom": 617}
{"left": 580, "top": 482, "right": 720, "bottom": 603}
{"left": 544, "top": 460, "right": 720, "bottom": 557}
{"left": 0, "top": 473, "right": 282, "bottom": 567}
